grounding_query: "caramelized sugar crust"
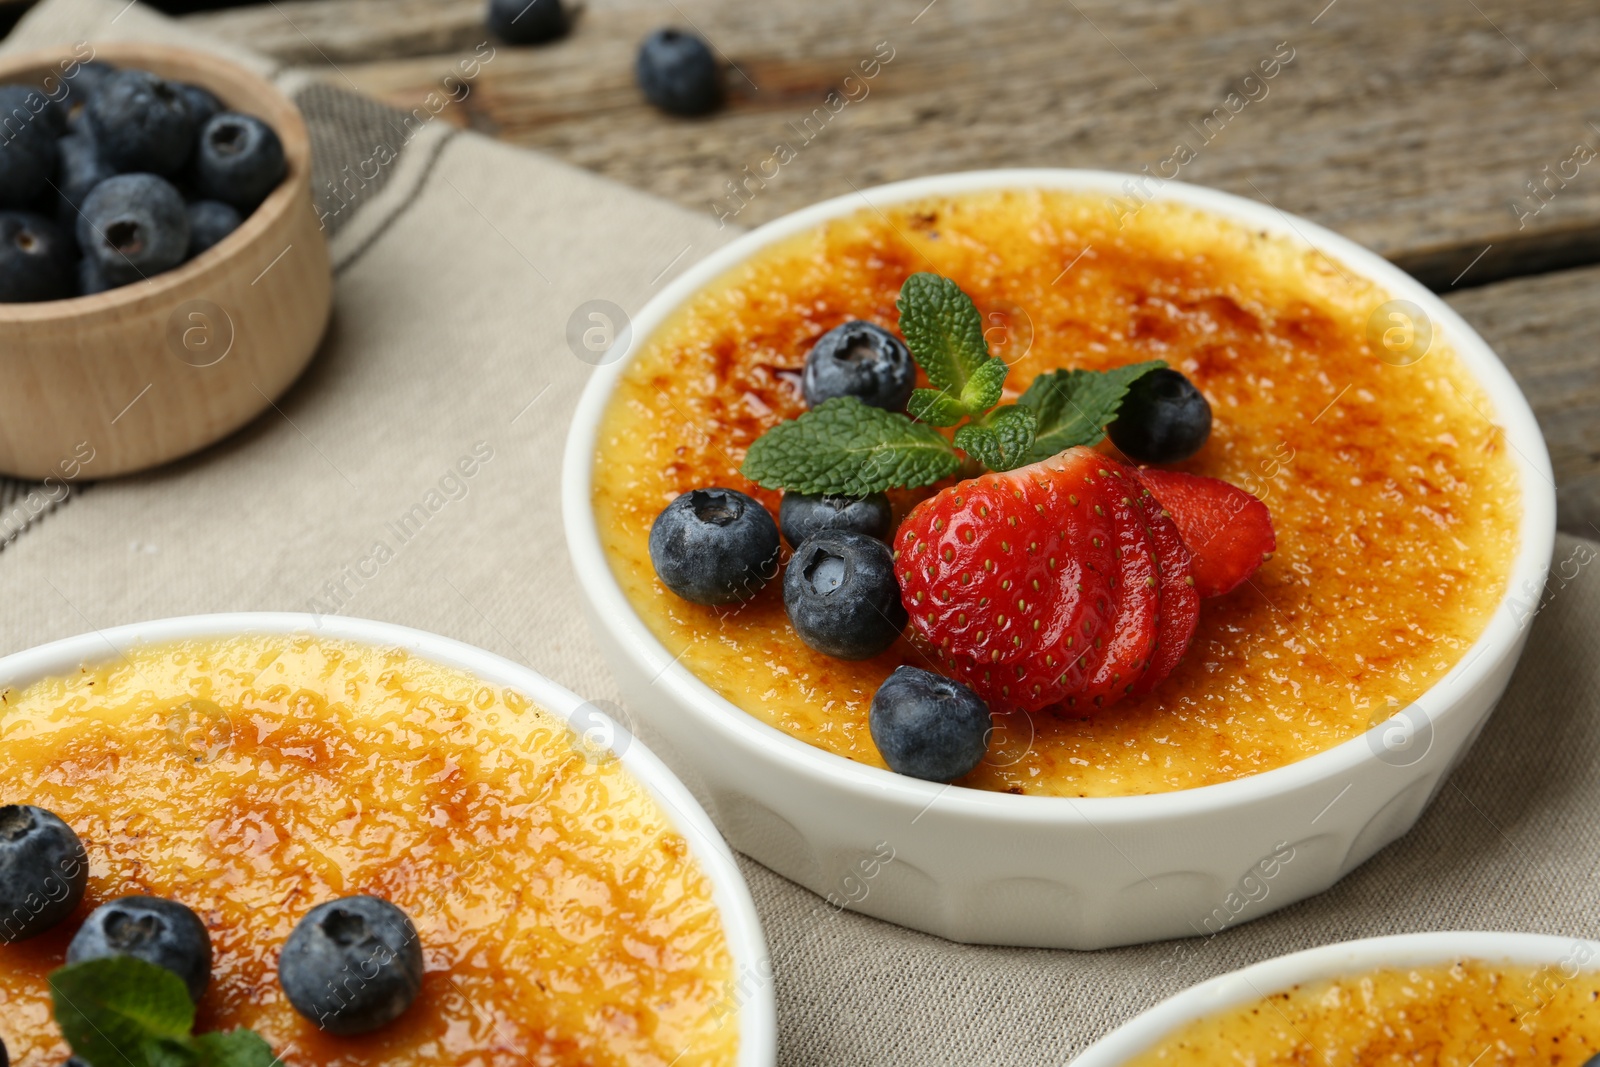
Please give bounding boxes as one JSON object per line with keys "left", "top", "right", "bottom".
{"left": 0, "top": 636, "right": 736, "bottom": 1067}
{"left": 593, "top": 189, "right": 1520, "bottom": 797}
{"left": 1122, "top": 959, "right": 1600, "bottom": 1065}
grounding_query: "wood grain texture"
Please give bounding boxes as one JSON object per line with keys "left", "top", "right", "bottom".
{"left": 1447, "top": 266, "right": 1600, "bottom": 537}
{"left": 182, "top": 0, "right": 1600, "bottom": 289}
{"left": 0, "top": 42, "right": 331, "bottom": 479}
{"left": 176, "top": 0, "right": 1600, "bottom": 533}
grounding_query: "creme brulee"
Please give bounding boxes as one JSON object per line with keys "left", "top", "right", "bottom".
{"left": 0, "top": 636, "right": 737, "bottom": 1067}
{"left": 1123, "top": 959, "right": 1600, "bottom": 1065}
{"left": 591, "top": 189, "right": 1520, "bottom": 798}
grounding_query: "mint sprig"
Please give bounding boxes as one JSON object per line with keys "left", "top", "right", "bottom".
{"left": 740, "top": 272, "right": 1166, "bottom": 495}
{"left": 742, "top": 397, "right": 961, "bottom": 496}
{"left": 1016, "top": 359, "right": 1166, "bottom": 464}
{"left": 51, "top": 958, "right": 278, "bottom": 1067}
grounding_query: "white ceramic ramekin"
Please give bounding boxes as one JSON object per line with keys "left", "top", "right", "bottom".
{"left": 561, "top": 170, "right": 1557, "bottom": 950}
{"left": 1072, "top": 931, "right": 1600, "bottom": 1064}
{"left": 0, "top": 613, "right": 775, "bottom": 1067}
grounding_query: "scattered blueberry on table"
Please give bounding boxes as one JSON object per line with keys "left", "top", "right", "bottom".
{"left": 1106, "top": 366, "right": 1212, "bottom": 464}
{"left": 779, "top": 491, "right": 895, "bottom": 547}
{"left": 801, "top": 320, "right": 917, "bottom": 411}
{"left": 67, "top": 895, "right": 214, "bottom": 1003}
{"left": 487, "top": 0, "right": 569, "bottom": 45}
{"left": 0, "top": 803, "right": 88, "bottom": 942}
{"left": 279, "top": 895, "right": 425, "bottom": 1035}
{"left": 0, "top": 61, "right": 287, "bottom": 302}
{"left": 869, "top": 666, "right": 993, "bottom": 782}
{"left": 649, "top": 487, "right": 781, "bottom": 605}
{"left": 635, "top": 28, "right": 723, "bottom": 116}
{"left": 784, "top": 530, "right": 907, "bottom": 660}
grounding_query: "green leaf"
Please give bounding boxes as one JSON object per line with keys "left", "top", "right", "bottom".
{"left": 1016, "top": 360, "right": 1166, "bottom": 462}
{"left": 147, "top": 1037, "right": 203, "bottom": 1067}
{"left": 896, "top": 273, "right": 993, "bottom": 396}
{"left": 193, "top": 1030, "right": 281, "bottom": 1067}
{"left": 50, "top": 959, "right": 279, "bottom": 1067}
{"left": 954, "top": 405, "right": 1038, "bottom": 472}
{"left": 907, "top": 388, "right": 969, "bottom": 427}
{"left": 51, "top": 958, "right": 195, "bottom": 1067}
{"left": 742, "top": 396, "right": 961, "bottom": 495}
{"left": 958, "top": 357, "right": 1008, "bottom": 415}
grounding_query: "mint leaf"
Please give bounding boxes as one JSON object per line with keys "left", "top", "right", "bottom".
{"left": 896, "top": 273, "right": 992, "bottom": 396}
{"left": 742, "top": 396, "right": 960, "bottom": 495}
{"left": 906, "top": 388, "right": 968, "bottom": 427}
{"left": 958, "top": 357, "right": 1008, "bottom": 415}
{"left": 51, "top": 958, "right": 195, "bottom": 1067}
{"left": 194, "top": 1030, "right": 280, "bottom": 1067}
{"left": 147, "top": 1038, "right": 203, "bottom": 1067}
{"left": 954, "top": 405, "right": 1038, "bottom": 472}
{"left": 1017, "top": 360, "right": 1166, "bottom": 461}
{"left": 50, "top": 958, "right": 278, "bottom": 1067}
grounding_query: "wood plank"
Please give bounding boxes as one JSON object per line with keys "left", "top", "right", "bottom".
{"left": 1446, "top": 265, "right": 1600, "bottom": 536}
{"left": 181, "top": 0, "right": 1600, "bottom": 290}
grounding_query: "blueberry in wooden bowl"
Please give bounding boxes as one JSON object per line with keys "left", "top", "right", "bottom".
{"left": 0, "top": 43, "right": 330, "bottom": 479}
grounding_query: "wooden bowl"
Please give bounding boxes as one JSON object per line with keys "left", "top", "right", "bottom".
{"left": 0, "top": 43, "right": 331, "bottom": 480}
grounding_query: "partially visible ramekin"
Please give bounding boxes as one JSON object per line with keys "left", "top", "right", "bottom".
{"left": 561, "top": 170, "right": 1557, "bottom": 950}
{"left": 0, "top": 613, "right": 776, "bottom": 1067}
{"left": 1071, "top": 931, "right": 1600, "bottom": 1064}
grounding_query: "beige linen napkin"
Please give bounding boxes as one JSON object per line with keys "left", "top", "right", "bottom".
{"left": 3, "top": 3, "right": 1597, "bottom": 1064}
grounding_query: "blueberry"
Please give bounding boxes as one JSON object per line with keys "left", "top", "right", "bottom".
{"left": 0, "top": 86, "right": 59, "bottom": 207}
{"left": 67, "top": 61, "right": 116, "bottom": 105}
{"left": 29, "top": 85, "right": 68, "bottom": 139}
{"left": 67, "top": 895, "right": 212, "bottom": 1002}
{"left": 869, "top": 666, "right": 992, "bottom": 782}
{"left": 1107, "top": 368, "right": 1212, "bottom": 464}
{"left": 487, "top": 0, "right": 568, "bottom": 44}
{"left": 78, "top": 254, "right": 113, "bottom": 296}
{"left": 279, "top": 896, "right": 424, "bottom": 1035}
{"left": 784, "top": 530, "right": 906, "bottom": 660}
{"left": 779, "top": 492, "right": 894, "bottom": 548}
{"left": 177, "top": 83, "right": 223, "bottom": 129}
{"left": 55, "top": 131, "right": 114, "bottom": 221}
{"left": 78, "top": 173, "right": 189, "bottom": 287}
{"left": 801, "top": 321, "right": 916, "bottom": 412}
{"left": 649, "top": 487, "right": 780, "bottom": 606}
{"left": 0, "top": 212, "right": 76, "bottom": 302}
{"left": 85, "top": 69, "right": 197, "bottom": 177}
{"left": 186, "top": 199, "right": 242, "bottom": 257}
{"left": 193, "top": 113, "right": 285, "bottom": 213}
{"left": 0, "top": 804, "right": 88, "bottom": 942}
{"left": 635, "top": 29, "right": 722, "bottom": 116}
{"left": 60, "top": 62, "right": 114, "bottom": 134}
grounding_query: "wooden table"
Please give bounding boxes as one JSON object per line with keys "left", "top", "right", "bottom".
{"left": 87, "top": 0, "right": 1600, "bottom": 533}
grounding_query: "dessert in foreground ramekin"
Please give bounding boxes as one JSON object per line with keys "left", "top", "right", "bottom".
{"left": 0, "top": 631, "right": 744, "bottom": 1067}
{"left": 1125, "top": 959, "right": 1600, "bottom": 1065}
{"left": 1071, "top": 933, "right": 1600, "bottom": 1067}
{"left": 592, "top": 187, "right": 1519, "bottom": 798}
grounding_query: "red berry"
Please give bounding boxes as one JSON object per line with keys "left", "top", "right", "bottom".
{"left": 1129, "top": 485, "right": 1200, "bottom": 696}
{"left": 894, "top": 447, "right": 1157, "bottom": 712}
{"left": 1132, "top": 468, "right": 1276, "bottom": 598}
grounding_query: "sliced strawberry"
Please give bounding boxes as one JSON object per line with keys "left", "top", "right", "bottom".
{"left": 1133, "top": 467, "right": 1275, "bottom": 598}
{"left": 895, "top": 447, "right": 1147, "bottom": 713}
{"left": 1130, "top": 483, "right": 1200, "bottom": 696}
{"left": 1080, "top": 466, "right": 1158, "bottom": 705}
